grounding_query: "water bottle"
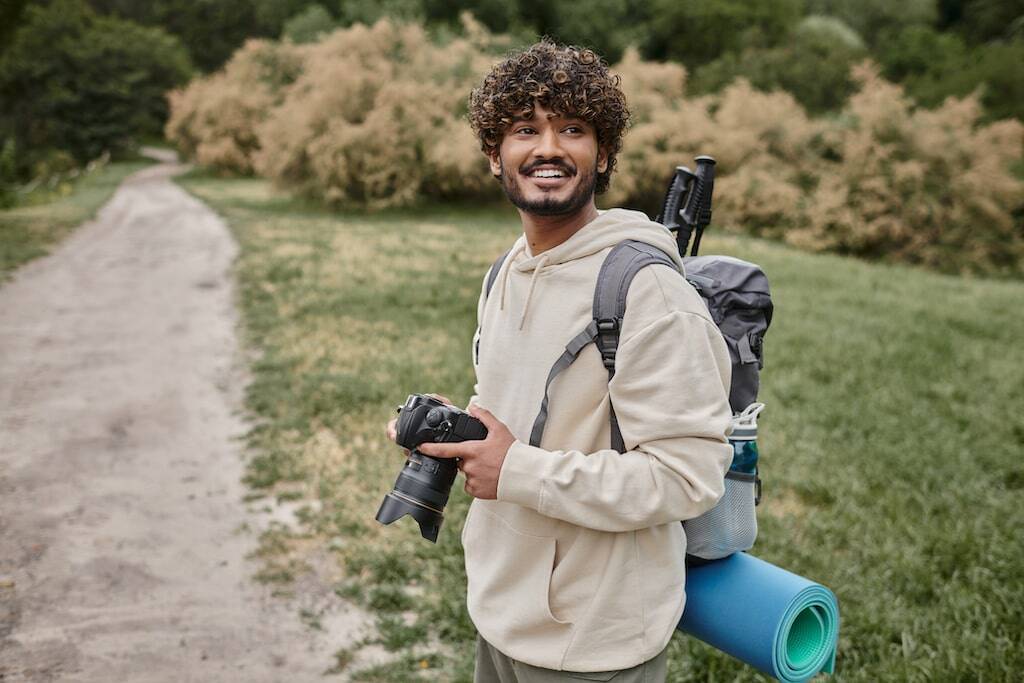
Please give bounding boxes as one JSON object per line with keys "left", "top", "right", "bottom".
{"left": 729, "top": 403, "right": 765, "bottom": 475}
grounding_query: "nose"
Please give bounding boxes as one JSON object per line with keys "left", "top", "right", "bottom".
{"left": 533, "top": 126, "right": 564, "bottom": 160}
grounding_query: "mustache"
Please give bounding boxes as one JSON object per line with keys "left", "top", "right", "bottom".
{"left": 520, "top": 159, "right": 576, "bottom": 176}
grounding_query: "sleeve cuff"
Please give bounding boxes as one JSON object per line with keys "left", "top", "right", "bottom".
{"left": 496, "top": 440, "right": 548, "bottom": 511}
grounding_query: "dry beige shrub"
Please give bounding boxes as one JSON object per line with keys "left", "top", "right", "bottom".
{"left": 791, "top": 62, "right": 1024, "bottom": 274}
{"left": 250, "top": 18, "right": 505, "bottom": 207}
{"left": 166, "top": 40, "right": 300, "bottom": 173}
{"left": 609, "top": 79, "right": 819, "bottom": 228}
{"left": 613, "top": 47, "right": 687, "bottom": 124}
{"left": 167, "top": 25, "right": 1023, "bottom": 274}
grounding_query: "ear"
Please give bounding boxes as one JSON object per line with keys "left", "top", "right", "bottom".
{"left": 488, "top": 150, "right": 502, "bottom": 177}
{"left": 597, "top": 147, "right": 609, "bottom": 174}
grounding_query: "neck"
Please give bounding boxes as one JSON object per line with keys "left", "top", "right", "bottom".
{"left": 520, "top": 201, "right": 599, "bottom": 255}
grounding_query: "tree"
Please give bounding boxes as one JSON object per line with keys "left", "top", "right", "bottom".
{"left": 691, "top": 16, "right": 867, "bottom": 113}
{"left": 0, "top": 0, "right": 193, "bottom": 172}
{"left": 643, "top": 0, "right": 801, "bottom": 66}
{"left": 87, "top": 0, "right": 273, "bottom": 72}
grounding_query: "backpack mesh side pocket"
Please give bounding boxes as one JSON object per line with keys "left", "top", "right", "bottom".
{"left": 683, "top": 470, "right": 758, "bottom": 560}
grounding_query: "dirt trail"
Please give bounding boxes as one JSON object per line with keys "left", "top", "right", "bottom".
{"left": 0, "top": 152, "right": 368, "bottom": 681}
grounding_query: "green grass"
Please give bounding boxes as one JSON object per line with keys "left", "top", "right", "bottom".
{"left": 178, "top": 170, "right": 1024, "bottom": 682}
{"left": 0, "top": 159, "right": 153, "bottom": 280}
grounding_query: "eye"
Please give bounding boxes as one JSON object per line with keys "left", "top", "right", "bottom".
{"left": 513, "top": 126, "right": 536, "bottom": 135}
{"left": 563, "top": 125, "right": 585, "bottom": 135}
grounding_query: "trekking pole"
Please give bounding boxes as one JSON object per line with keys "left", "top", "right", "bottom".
{"left": 656, "top": 165, "right": 696, "bottom": 257}
{"left": 681, "top": 156, "right": 715, "bottom": 257}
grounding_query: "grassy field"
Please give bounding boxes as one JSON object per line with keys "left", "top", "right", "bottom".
{"left": 179, "top": 170, "right": 1024, "bottom": 682}
{"left": 0, "top": 159, "right": 153, "bottom": 280}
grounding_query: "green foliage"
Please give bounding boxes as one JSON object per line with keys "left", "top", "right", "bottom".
{"left": 804, "top": 0, "right": 936, "bottom": 46}
{"left": 0, "top": 0, "right": 28, "bottom": 49}
{"left": 878, "top": 26, "right": 1024, "bottom": 122}
{"left": 283, "top": 3, "right": 335, "bottom": 43}
{"left": 644, "top": 0, "right": 802, "bottom": 66}
{"left": 513, "top": 0, "right": 650, "bottom": 63}
{"left": 949, "top": 0, "right": 1024, "bottom": 43}
{"left": 253, "top": 0, "right": 330, "bottom": 33}
{"left": 692, "top": 15, "right": 867, "bottom": 113}
{"left": 0, "top": 0, "right": 192, "bottom": 171}
{"left": 422, "top": 0, "right": 517, "bottom": 32}
{"left": 179, "top": 172, "right": 1024, "bottom": 680}
{"left": 87, "top": 0, "right": 276, "bottom": 72}
{"left": 0, "top": 139, "right": 16, "bottom": 209}
{"left": 338, "top": 0, "right": 424, "bottom": 27}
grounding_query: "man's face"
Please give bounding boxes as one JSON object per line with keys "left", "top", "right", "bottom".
{"left": 489, "top": 101, "right": 608, "bottom": 217}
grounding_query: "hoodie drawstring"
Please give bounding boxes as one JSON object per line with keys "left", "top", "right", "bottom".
{"left": 498, "top": 242, "right": 525, "bottom": 313}
{"left": 518, "top": 253, "right": 550, "bottom": 330}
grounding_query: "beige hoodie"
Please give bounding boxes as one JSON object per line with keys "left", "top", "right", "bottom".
{"left": 465, "top": 208, "right": 733, "bottom": 672}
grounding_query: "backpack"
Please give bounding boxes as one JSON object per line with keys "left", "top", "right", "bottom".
{"left": 482, "top": 159, "right": 773, "bottom": 560}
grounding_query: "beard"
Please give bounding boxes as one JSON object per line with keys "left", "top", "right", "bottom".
{"left": 498, "top": 160, "right": 597, "bottom": 217}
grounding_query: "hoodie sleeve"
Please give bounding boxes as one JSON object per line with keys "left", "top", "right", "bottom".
{"left": 495, "top": 274, "right": 733, "bottom": 533}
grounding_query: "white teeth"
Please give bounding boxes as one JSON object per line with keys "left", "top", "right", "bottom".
{"left": 531, "top": 170, "right": 566, "bottom": 178}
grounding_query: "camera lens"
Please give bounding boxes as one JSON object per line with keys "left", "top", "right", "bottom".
{"left": 374, "top": 450, "right": 458, "bottom": 543}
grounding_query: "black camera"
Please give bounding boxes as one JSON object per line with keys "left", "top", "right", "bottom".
{"left": 375, "top": 394, "right": 487, "bottom": 542}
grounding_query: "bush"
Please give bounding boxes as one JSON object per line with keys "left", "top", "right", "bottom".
{"left": 167, "top": 22, "right": 1024, "bottom": 275}
{"left": 166, "top": 39, "right": 302, "bottom": 173}
{"left": 170, "top": 17, "right": 505, "bottom": 206}
{"left": 0, "top": 0, "right": 192, "bottom": 172}
{"left": 790, "top": 63, "right": 1024, "bottom": 275}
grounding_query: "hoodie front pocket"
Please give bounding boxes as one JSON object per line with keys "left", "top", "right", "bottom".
{"left": 463, "top": 504, "right": 573, "bottom": 649}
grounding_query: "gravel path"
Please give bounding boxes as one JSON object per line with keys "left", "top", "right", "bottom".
{"left": 0, "top": 153, "right": 367, "bottom": 681}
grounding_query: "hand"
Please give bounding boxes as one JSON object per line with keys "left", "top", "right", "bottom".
{"left": 385, "top": 393, "right": 454, "bottom": 447}
{"left": 418, "top": 406, "right": 515, "bottom": 500}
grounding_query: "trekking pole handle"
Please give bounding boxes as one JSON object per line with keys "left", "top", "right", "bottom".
{"left": 682, "top": 156, "right": 716, "bottom": 256}
{"left": 656, "top": 165, "right": 696, "bottom": 255}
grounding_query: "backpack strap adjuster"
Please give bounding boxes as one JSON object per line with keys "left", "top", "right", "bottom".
{"left": 595, "top": 318, "right": 620, "bottom": 370}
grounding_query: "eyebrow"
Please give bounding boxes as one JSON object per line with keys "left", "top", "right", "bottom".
{"left": 512, "top": 112, "right": 584, "bottom": 123}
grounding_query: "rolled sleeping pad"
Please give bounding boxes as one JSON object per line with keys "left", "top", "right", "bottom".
{"left": 677, "top": 552, "right": 839, "bottom": 682}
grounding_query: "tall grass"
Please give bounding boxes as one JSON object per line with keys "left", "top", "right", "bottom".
{"left": 179, "top": 171, "right": 1024, "bottom": 681}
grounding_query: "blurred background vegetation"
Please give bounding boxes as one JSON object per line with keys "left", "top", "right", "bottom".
{"left": 7, "top": 0, "right": 1019, "bottom": 275}
{"left": 1, "top": 2, "right": 1021, "bottom": 678}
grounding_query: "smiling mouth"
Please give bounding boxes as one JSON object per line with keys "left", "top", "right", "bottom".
{"left": 521, "top": 165, "right": 575, "bottom": 189}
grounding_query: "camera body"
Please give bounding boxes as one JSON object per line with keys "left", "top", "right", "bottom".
{"left": 394, "top": 393, "right": 487, "bottom": 451}
{"left": 376, "top": 394, "right": 487, "bottom": 542}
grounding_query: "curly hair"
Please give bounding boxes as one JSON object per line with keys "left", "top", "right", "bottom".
{"left": 468, "top": 40, "right": 630, "bottom": 195}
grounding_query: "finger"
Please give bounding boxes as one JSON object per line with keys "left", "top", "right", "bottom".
{"left": 386, "top": 418, "right": 398, "bottom": 442}
{"left": 468, "top": 405, "right": 501, "bottom": 431}
{"left": 418, "top": 441, "right": 471, "bottom": 459}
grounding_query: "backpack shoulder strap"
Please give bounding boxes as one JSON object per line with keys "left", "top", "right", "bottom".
{"left": 484, "top": 249, "right": 511, "bottom": 300}
{"left": 592, "top": 240, "right": 681, "bottom": 374}
{"left": 528, "top": 240, "right": 680, "bottom": 453}
{"left": 593, "top": 240, "right": 680, "bottom": 452}
{"left": 476, "top": 248, "right": 512, "bottom": 366}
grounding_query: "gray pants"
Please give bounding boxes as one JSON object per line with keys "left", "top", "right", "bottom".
{"left": 474, "top": 635, "right": 668, "bottom": 683}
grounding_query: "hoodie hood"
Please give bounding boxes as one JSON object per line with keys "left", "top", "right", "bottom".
{"left": 497, "top": 208, "right": 684, "bottom": 329}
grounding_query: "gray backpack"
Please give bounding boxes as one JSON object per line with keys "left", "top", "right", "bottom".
{"left": 483, "top": 242, "right": 772, "bottom": 449}
{"left": 482, "top": 238, "right": 772, "bottom": 560}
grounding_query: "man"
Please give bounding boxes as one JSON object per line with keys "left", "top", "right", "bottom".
{"left": 389, "top": 40, "right": 733, "bottom": 682}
